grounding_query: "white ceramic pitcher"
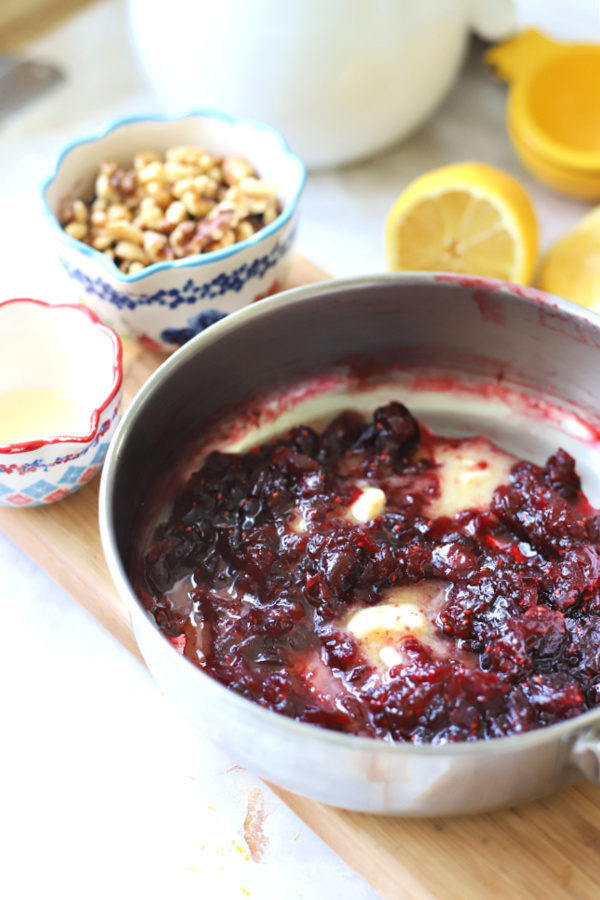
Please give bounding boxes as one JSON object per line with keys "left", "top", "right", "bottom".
{"left": 128, "top": 0, "right": 515, "bottom": 169}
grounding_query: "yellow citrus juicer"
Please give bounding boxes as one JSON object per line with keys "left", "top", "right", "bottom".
{"left": 486, "top": 30, "right": 600, "bottom": 199}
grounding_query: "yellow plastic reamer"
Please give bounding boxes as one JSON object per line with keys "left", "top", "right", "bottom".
{"left": 486, "top": 30, "right": 600, "bottom": 199}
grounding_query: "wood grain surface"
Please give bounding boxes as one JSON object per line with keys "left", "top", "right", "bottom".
{"left": 0, "top": 0, "right": 97, "bottom": 50}
{"left": 2, "top": 254, "right": 600, "bottom": 900}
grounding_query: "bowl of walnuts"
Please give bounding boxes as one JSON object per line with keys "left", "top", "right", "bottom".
{"left": 42, "top": 112, "right": 305, "bottom": 351}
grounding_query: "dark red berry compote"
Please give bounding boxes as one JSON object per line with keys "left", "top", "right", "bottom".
{"left": 136, "top": 401, "right": 600, "bottom": 744}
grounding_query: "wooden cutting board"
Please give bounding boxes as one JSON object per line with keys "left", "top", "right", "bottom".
{"left": 3, "top": 253, "right": 600, "bottom": 900}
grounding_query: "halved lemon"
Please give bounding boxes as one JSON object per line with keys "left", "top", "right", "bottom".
{"left": 537, "top": 206, "right": 600, "bottom": 310}
{"left": 384, "top": 162, "right": 539, "bottom": 284}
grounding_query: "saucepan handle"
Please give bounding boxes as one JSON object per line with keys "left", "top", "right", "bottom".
{"left": 571, "top": 726, "right": 600, "bottom": 783}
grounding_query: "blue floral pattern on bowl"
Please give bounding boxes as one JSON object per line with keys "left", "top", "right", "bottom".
{"left": 160, "top": 309, "right": 228, "bottom": 345}
{"left": 60, "top": 230, "right": 293, "bottom": 312}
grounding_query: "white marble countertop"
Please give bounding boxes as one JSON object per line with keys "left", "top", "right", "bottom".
{"left": 2, "top": 2, "right": 600, "bottom": 899}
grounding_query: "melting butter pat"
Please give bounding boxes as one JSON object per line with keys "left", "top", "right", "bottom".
{"left": 349, "top": 486, "right": 386, "bottom": 522}
{"left": 345, "top": 581, "right": 448, "bottom": 668}
{"left": 427, "top": 438, "right": 516, "bottom": 518}
{"left": 347, "top": 601, "right": 428, "bottom": 643}
{"left": 378, "top": 646, "right": 405, "bottom": 668}
{"left": 289, "top": 510, "right": 307, "bottom": 534}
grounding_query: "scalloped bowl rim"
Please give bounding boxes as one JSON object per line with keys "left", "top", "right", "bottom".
{"left": 41, "top": 110, "right": 307, "bottom": 284}
{"left": 0, "top": 298, "right": 123, "bottom": 454}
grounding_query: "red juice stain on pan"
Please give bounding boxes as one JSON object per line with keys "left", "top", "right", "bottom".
{"left": 434, "top": 273, "right": 600, "bottom": 349}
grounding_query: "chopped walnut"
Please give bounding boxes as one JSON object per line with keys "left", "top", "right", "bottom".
{"left": 59, "top": 146, "right": 281, "bottom": 273}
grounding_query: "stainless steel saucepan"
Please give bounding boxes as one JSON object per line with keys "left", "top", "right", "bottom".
{"left": 99, "top": 272, "right": 600, "bottom": 816}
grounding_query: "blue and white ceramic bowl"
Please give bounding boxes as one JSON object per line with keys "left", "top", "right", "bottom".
{"left": 42, "top": 112, "right": 306, "bottom": 351}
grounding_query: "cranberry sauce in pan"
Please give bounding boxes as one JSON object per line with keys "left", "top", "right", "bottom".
{"left": 137, "top": 402, "right": 600, "bottom": 743}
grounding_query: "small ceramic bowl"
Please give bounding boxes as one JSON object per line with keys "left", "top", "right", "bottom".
{"left": 0, "top": 299, "right": 122, "bottom": 507}
{"left": 41, "top": 112, "right": 306, "bottom": 351}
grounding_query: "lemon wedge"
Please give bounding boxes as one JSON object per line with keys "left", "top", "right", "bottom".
{"left": 537, "top": 207, "right": 600, "bottom": 310}
{"left": 384, "top": 162, "right": 539, "bottom": 284}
